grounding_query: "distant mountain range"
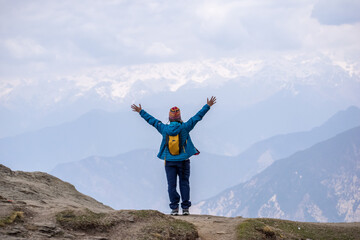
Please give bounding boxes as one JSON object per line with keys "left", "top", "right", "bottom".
{"left": 50, "top": 106, "right": 360, "bottom": 214}
{"left": 2, "top": 55, "right": 358, "bottom": 114}
{"left": 194, "top": 126, "right": 360, "bottom": 222}
{"left": 0, "top": 109, "right": 156, "bottom": 171}
{"left": 226, "top": 105, "right": 360, "bottom": 183}
{"left": 50, "top": 149, "right": 238, "bottom": 211}
{"left": 1, "top": 55, "right": 359, "bottom": 144}
{"left": 1, "top": 100, "right": 358, "bottom": 174}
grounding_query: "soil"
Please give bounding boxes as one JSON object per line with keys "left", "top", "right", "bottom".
{"left": 175, "top": 214, "right": 244, "bottom": 240}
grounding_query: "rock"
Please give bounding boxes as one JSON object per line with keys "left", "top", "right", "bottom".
{"left": 36, "top": 223, "right": 56, "bottom": 232}
{"left": 213, "top": 220, "right": 225, "bottom": 223}
{"left": 35, "top": 223, "right": 62, "bottom": 237}
{"left": 128, "top": 216, "right": 135, "bottom": 222}
{"left": 63, "top": 233, "right": 76, "bottom": 239}
{"left": 6, "top": 226, "right": 26, "bottom": 237}
{"left": 75, "top": 232, "right": 86, "bottom": 236}
{"left": 0, "top": 164, "right": 13, "bottom": 176}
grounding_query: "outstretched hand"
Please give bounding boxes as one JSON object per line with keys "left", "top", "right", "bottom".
{"left": 131, "top": 104, "right": 142, "bottom": 113}
{"left": 207, "top": 96, "right": 217, "bottom": 107}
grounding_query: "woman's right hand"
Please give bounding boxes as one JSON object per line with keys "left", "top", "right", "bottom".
{"left": 131, "top": 104, "right": 142, "bottom": 113}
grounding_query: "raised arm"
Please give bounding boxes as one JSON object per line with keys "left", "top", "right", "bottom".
{"left": 131, "top": 104, "right": 165, "bottom": 134}
{"left": 184, "top": 96, "right": 217, "bottom": 132}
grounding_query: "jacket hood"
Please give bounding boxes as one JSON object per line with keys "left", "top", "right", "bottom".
{"left": 165, "top": 122, "right": 182, "bottom": 135}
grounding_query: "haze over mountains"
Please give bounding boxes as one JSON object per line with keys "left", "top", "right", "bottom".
{"left": 231, "top": 105, "right": 360, "bottom": 181}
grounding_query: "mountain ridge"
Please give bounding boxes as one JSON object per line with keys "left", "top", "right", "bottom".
{"left": 195, "top": 126, "right": 360, "bottom": 222}
{"left": 229, "top": 105, "right": 360, "bottom": 182}
{"left": 1, "top": 103, "right": 358, "bottom": 173}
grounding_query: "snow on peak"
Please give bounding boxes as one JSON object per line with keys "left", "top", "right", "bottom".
{"left": 0, "top": 54, "right": 358, "bottom": 110}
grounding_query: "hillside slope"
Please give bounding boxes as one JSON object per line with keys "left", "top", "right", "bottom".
{"left": 221, "top": 105, "right": 360, "bottom": 184}
{"left": 196, "top": 126, "right": 360, "bottom": 222}
{"left": 0, "top": 164, "right": 198, "bottom": 239}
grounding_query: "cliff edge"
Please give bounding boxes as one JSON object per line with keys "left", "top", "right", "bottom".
{"left": 0, "top": 164, "right": 197, "bottom": 239}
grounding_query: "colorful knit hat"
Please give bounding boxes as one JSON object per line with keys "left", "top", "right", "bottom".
{"left": 169, "top": 106, "right": 181, "bottom": 121}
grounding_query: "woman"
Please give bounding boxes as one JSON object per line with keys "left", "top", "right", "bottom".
{"left": 131, "top": 96, "right": 216, "bottom": 215}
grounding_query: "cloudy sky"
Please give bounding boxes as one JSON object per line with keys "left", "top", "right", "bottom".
{"left": 0, "top": 0, "right": 360, "bottom": 79}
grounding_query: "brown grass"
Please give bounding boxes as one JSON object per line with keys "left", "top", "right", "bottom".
{"left": 237, "top": 218, "right": 360, "bottom": 240}
{"left": 55, "top": 209, "right": 115, "bottom": 232}
{"left": 56, "top": 209, "right": 199, "bottom": 239}
{"left": 0, "top": 211, "right": 24, "bottom": 227}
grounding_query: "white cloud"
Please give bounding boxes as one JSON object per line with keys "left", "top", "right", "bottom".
{"left": 0, "top": 0, "right": 359, "bottom": 79}
{"left": 145, "top": 42, "right": 175, "bottom": 56}
{"left": 195, "top": 1, "right": 232, "bottom": 24}
{"left": 4, "top": 38, "right": 46, "bottom": 59}
{"left": 311, "top": 0, "right": 360, "bottom": 25}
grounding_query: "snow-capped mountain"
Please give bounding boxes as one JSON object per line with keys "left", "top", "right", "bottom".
{"left": 194, "top": 126, "right": 360, "bottom": 222}
{"left": 0, "top": 57, "right": 263, "bottom": 110}
{"left": 1, "top": 54, "right": 359, "bottom": 111}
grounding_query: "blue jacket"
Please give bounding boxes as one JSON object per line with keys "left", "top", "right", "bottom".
{"left": 139, "top": 104, "right": 211, "bottom": 161}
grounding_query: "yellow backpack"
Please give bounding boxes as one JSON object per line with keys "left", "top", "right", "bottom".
{"left": 166, "top": 134, "right": 182, "bottom": 155}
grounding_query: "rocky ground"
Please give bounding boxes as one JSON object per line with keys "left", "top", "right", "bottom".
{"left": 0, "top": 164, "right": 197, "bottom": 239}
{"left": 175, "top": 215, "right": 244, "bottom": 240}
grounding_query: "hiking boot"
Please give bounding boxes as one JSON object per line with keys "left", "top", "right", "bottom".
{"left": 182, "top": 209, "right": 190, "bottom": 215}
{"left": 170, "top": 208, "right": 179, "bottom": 216}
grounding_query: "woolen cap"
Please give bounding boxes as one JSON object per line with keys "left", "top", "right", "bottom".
{"left": 169, "top": 106, "right": 181, "bottom": 121}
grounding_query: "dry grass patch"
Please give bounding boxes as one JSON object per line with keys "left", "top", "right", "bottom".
{"left": 237, "top": 218, "right": 360, "bottom": 240}
{"left": 141, "top": 218, "right": 198, "bottom": 240}
{"left": 0, "top": 211, "right": 24, "bottom": 227}
{"left": 129, "top": 209, "right": 165, "bottom": 220}
{"left": 129, "top": 210, "right": 198, "bottom": 239}
{"left": 56, "top": 209, "right": 115, "bottom": 232}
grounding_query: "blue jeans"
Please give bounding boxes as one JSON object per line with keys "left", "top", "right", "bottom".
{"left": 165, "top": 159, "right": 191, "bottom": 210}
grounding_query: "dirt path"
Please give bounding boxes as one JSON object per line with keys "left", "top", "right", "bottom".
{"left": 174, "top": 214, "right": 245, "bottom": 240}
